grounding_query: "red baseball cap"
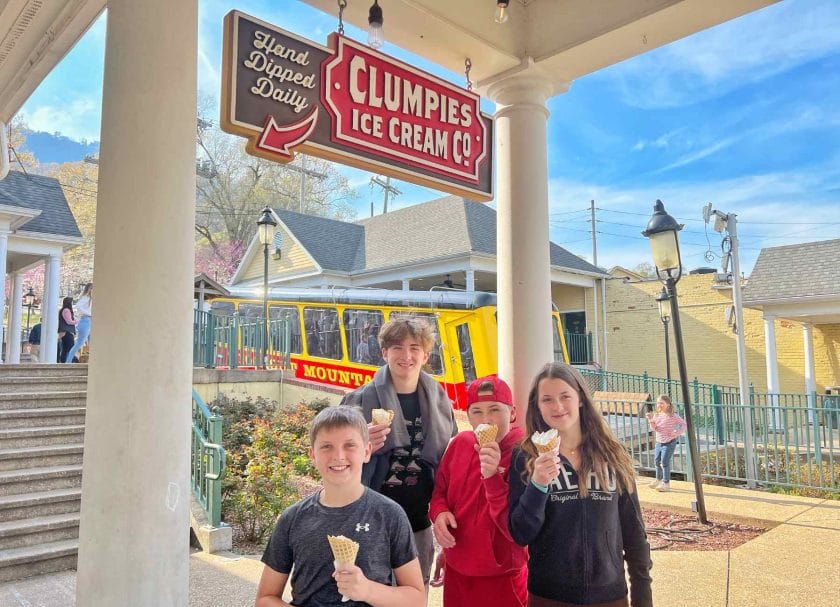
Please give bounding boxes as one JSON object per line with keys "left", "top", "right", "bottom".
{"left": 467, "top": 375, "right": 514, "bottom": 407}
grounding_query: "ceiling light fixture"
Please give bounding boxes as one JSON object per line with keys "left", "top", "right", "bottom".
{"left": 368, "top": 0, "right": 384, "bottom": 49}
{"left": 495, "top": 1, "right": 510, "bottom": 24}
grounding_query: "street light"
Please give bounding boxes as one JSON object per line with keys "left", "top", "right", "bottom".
{"left": 257, "top": 206, "right": 277, "bottom": 369}
{"left": 643, "top": 199, "right": 708, "bottom": 524}
{"left": 655, "top": 287, "right": 672, "bottom": 389}
{"left": 24, "top": 287, "right": 36, "bottom": 332}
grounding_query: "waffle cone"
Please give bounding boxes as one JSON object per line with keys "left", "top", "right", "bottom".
{"left": 535, "top": 436, "right": 559, "bottom": 454}
{"left": 475, "top": 424, "right": 499, "bottom": 446}
{"left": 327, "top": 535, "right": 360, "bottom": 565}
{"left": 371, "top": 408, "right": 394, "bottom": 425}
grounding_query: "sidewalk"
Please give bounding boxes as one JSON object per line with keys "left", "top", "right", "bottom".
{"left": 1, "top": 478, "right": 837, "bottom": 606}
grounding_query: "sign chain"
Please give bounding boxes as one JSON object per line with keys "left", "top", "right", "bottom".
{"left": 337, "top": 0, "right": 347, "bottom": 35}
{"left": 465, "top": 58, "right": 473, "bottom": 91}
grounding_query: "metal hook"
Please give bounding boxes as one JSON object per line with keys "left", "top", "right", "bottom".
{"left": 464, "top": 58, "right": 472, "bottom": 91}
{"left": 337, "top": 0, "right": 347, "bottom": 35}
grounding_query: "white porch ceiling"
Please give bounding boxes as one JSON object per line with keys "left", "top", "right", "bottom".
{"left": 299, "top": 0, "right": 779, "bottom": 95}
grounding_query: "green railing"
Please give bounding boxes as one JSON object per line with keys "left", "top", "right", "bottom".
{"left": 564, "top": 331, "right": 593, "bottom": 365}
{"left": 191, "top": 389, "right": 225, "bottom": 527}
{"left": 586, "top": 369, "right": 839, "bottom": 494}
{"left": 194, "top": 309, "right": 291, "bottom": 370}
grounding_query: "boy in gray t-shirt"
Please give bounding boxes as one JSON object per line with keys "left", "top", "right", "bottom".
{"left": 256, "top": 407, "right": 424, "bottom": 607}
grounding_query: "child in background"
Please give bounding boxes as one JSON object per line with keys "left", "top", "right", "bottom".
{"left": 646, "top": 394, "right": 687, "bottom": 492}
{"left": 509, "top": 363, "right": 652, "bottom": 607}
{"left": 255, "top": 406, "right": 424, "bottom": 607}
{"left": 429, "top": 376, "right": 528, "bottom": 607}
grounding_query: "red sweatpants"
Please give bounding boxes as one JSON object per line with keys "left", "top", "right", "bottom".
{"left": 442, "top": 565, "right": 528, "bottom": 607}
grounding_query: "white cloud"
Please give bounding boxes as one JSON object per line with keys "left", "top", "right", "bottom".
{"left": 20, "top": 97, "right": 100, "bottom": 142}
{"left": 601, "top": 0, "right": 840, "bottom": 109}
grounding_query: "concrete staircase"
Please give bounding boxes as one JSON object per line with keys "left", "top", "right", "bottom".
{"left": 0, "top": 364, "right": 87, "bottom": 583}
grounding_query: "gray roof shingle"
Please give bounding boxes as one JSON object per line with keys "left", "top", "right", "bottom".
{"left": 274, "top": 208, "right": 364, "bottom": 272}
{"left": 270, "top": 196, "right": 605, "bottom": 277}
{"left": 0, "top": 170, "right": 82, "bottom": 238}
{"left": 744, "top": 238, "right": 840, "bottom": 303}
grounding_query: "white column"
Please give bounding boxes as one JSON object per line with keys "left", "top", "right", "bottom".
{"left": 487, "top": 75, "right": 555, "bottom": 411}
{"left": 401, "top": 279, "right": 410, "bottom": 291}
{"left": 764, "top": 314, "right": 781, "bottom": 430}
{"left": 465, "top": 269, "right": 475, "bottom": 292}
{"left": 75, "top": 0, "right": 197, "bottom": 605}
{"left": 42, "top": 254, "right": 61, "bottom": 364}
{"left": 0, "top": 230, "right": 7, "bottom": 362}
{"left": 803, "top": 322, "right": 817, "bottom": 425}
{"left": 7, "top": 272, "right": 23, "bottom": 363}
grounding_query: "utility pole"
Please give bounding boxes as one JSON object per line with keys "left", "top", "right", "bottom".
{"left": 370, "top": 175, "right": 401, "bottom": 214}
{"left": 284, "top": 155, "right": 326, "bottom": 213}
{"left": 704, "top": 205, "right": 757, "bottom": 488}
{"left": 589, "top": 199, "right": 601, "bottom": 365}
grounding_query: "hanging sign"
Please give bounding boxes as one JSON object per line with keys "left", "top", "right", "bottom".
{"left": 221, "top": 10, "right": 493, "bottom": 201}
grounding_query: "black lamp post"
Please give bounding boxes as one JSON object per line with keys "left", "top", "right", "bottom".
{"left": 643, "top": 199, "right": 708, "bottom": 524}
{"left": 24, "top": 287, "right": 36, "bottom": 332}
{"left": 655, "top": 287, "right": 672, "bottom": 390}
{"left": 257, "top": 206, "right": 277, "bottom": 369}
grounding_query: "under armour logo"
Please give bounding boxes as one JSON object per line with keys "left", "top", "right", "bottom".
{"left": 355, "top": 523, "right": 370, "bottom": 532}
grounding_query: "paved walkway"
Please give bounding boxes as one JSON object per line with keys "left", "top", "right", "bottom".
{"left": 1, "top": 478, "right": 838, "bottom": 606}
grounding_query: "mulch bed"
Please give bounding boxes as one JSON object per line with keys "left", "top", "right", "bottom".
{"left": 643, "top": 507, "right": 768, "bottom": 551}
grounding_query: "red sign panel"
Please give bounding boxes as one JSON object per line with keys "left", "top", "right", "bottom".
{"left": 221, "top": 10, "right": 493, "bottom": 201}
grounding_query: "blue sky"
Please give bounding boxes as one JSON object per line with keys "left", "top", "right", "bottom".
{"left": 17, "top": 0, "right": 840, "bottom": 274}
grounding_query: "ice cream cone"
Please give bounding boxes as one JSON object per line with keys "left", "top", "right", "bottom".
{"left": 474, "top": 423, "right": 499, "bottom": 446}
{"left": 371, "top": 408, "right": 394, "bottom": 425}
{"left": 328, "top": 535, "right": 360, "bottom": 603}
{"left": 532, "top": 428, "right": 559, "bottom": 454}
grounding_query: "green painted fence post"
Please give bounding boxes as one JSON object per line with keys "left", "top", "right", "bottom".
{"left": 643, "top": 371, "right": 649, "bottom": 395}
{"left": 712, "top": 384, "right": 724, "bottom": 445}
{"left": 207, "top": 412, "right": 223, "bottom": 527}
{"left": 230, "top": 316, "right": 238, "bottom": 369}
{"left": 205, "top": 312, "right": 215, "bottom": 368}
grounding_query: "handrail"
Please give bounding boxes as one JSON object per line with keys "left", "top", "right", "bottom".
{"left": 191, "top": 389, "right": 225, "bottom": 527}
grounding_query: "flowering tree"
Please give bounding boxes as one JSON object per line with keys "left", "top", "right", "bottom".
{"left": 195, "top": 239, "right": 245, "bottom": 284}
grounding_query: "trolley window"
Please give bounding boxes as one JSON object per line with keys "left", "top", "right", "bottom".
{"left": 343, "top": 309, "right": 385, "bottom": 365}
{"left": 237, "top": 303, "right": 263, "bottom": 320}
{"left": 210, "top": 301, "right": 234, "bottom": 317}
{"left": 388, "top": 312, "right": 444, "bottom": 376}
{"left": 303, "top": 307, "right": 343, "bottom": 360}
{"left": 454, "top": 322, "right": 477, "bottom": 384}
{"left": 552, "top": 319, "right": 564, "bottom": 362}
{"left": 270, "top": 305, "right": 302, "bottom": 354}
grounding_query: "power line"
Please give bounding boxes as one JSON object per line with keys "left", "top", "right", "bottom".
{"left": 596, "top": 206, "right": 840, "bottom": 226}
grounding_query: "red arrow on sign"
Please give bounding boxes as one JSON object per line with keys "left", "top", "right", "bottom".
{"left": 256, "top": 108, "right": 319, "bottom": 159}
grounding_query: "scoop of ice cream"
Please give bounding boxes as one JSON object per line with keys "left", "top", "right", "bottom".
{"left": 531, "top": 428, "right": 559, "bottom": 453}
{"left": 371, "top": 408, "right": 394, "bottom": 425}
{"left": 474, "top": 423, "right": 499, "bottom": 446}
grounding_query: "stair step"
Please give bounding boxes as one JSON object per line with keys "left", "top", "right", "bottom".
{"left": 0, "top": 488, "right": 81, "bottom": 521}
{"left": 0, "top": 444, "right": 84, "bottom": 471}
{"left": 0, "top": 408, "right": 86, "bottom": 429}
{"left": 0, "top": 538, "right": 78, "bottom": 583}
{"left": 0, "top": 363, "right": 88, "bottom": 379}
{"left": 0, "top": 425, "right": 86, "bottom": 449}
{"left": 0, "top": 465, "right": 83, "bottom": 496}
{"left": 0, "top": 377, "right": 87, "bottom": 394}
{"left": 0, "top": 391, "right": 87, "bottom": 410}
{"left": 0, "top": 512, "right": 80, "bottom": 550}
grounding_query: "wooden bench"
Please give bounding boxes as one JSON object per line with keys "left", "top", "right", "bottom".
{"left": 592, "top": 391, "right": 653, "bottom": 416}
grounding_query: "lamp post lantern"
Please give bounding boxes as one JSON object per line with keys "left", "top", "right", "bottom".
{"left": 257, "top": 206, "right": 277, "bottom": 369}
{"left": 655, "top": 286, "right": 672, "bottom": 390}
{"left": 643, "top": 199, "right": 708, "bottom": 524}
{"left": 24, "top": 287, "right": 36, "bottom": 332}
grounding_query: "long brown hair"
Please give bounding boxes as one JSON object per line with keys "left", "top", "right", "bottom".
{"left": 520, "top": 363, "right": 636, "bottom": 496}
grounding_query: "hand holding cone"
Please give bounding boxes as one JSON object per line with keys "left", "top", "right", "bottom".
{"left": 531, "top": 428, "right": 560, "bottom": 454}
{"left": 371, "top": 408, "right": 394, "bottom": 425}
{"left": 474, "top": 423, "right": 499, "bottom": 446}
{"left": 328, "top": 535, "right": 360, "bottom": 602}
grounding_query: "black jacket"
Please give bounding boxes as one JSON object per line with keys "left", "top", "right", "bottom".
{"left": 509, "top": 448, "right": 652, "bottom": 606}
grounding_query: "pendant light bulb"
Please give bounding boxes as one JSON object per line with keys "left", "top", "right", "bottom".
{"left": 368, "top": 0, "right": 384, "bottom": 49}
{"left": 495, "top": 1, "right": 510, "bottom": 24}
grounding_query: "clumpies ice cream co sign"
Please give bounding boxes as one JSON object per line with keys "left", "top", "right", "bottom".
{"left": 221, "top": 11, "right": 493, "bottom": 201}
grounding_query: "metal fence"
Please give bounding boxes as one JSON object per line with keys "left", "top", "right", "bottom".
{"left": 584, "top": 369, "right": 839, "bottom": 494}
{"left": 193, "top": 309, "right": 292, "bottom": 370}
{"left": 565, "top": 331, "right": 593, "bottom": 365}
{"left": 191, "top": 389, "right": 225, "bottom": 527}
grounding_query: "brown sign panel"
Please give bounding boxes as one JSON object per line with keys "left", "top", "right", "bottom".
{"left": 221, "top": 10, "right": 494, "bottom": 201}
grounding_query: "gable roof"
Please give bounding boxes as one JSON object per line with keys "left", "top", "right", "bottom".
{"left": 0, "top": 170, "right": 82, "bottom": 238}
{"left": 274, "top": 208, "right": 364, "bottom": 272}
{"left": 744, "top": 238, "right": 840, "bottom": 303}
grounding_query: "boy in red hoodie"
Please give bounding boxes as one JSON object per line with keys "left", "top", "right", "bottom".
{"left": 429, "top": 376, "right": 528, "bottom": 607}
